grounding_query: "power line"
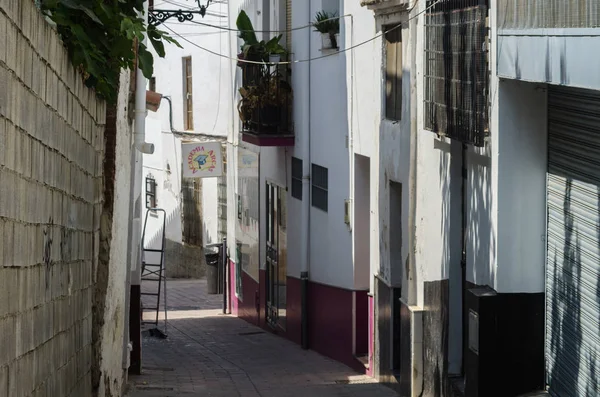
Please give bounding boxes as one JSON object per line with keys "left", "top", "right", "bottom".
{"left": 161, "top": 0, "right": 442, "bottom": 66}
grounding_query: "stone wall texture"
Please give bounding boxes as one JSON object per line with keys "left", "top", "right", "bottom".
{"left": 0, "top": 1, "right": 106, "bottom": 396}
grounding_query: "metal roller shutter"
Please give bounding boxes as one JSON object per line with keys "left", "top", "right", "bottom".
{"left": 546, "top": 85, "right": 600, "bottom": 397}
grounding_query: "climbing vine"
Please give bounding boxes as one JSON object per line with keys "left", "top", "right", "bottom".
{"left": 38, "top": 0, "right": 180, "bottom": 103}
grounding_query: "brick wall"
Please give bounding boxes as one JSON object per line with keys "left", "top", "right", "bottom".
{"left": 0, "top": 1, "right": 106, "bottom": 396}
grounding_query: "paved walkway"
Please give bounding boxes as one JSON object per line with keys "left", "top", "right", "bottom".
{"left": 128, "top": 279, "right": 398, "bottom": 397}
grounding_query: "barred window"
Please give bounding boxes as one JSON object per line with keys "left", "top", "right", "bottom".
{"left": 181, "top": 179, "right": 202, "bottom": 246}
{"left": 145, "top": 176, "right": 156, "bottom": 209}
{"left": 291, "top": 157, "right": 302, "bottom": 200}
{"left": 424, "top": 0, "right": 489, "bottom": 147}
{"left": 385, "top": 26, "right": 402, "bottom": 121}
{"left": 311, "top": 164, "right": 328, "bottom": 212}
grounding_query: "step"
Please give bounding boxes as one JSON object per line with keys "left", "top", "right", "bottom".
{"left": 354, "top": 355, "right": 369, "bottom": 370}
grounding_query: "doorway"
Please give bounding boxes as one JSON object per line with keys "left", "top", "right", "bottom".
{"left": 266, "top": 182, "right": 287, "bottom": 328}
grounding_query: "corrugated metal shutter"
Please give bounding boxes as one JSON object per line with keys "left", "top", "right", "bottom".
{"left": 546, "top": 86, "right": 600, "bottom": 397}
{"left": 285, "top": 0, "right": 292, "bottom": 51}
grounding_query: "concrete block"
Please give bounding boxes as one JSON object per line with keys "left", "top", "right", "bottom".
{"left": 10, "top": 128, "right": 21, "bottom": 174}
{"left": 11, "top": 222, "right": 22, "bottom": 267}
{"left": 0, "top": 13, "right": 6, "bottom": 66}
{"left": 0, "top": 119, "right": 4, "bottom": 168}
{"left": 5, "top": 23, "right": 18, "bottom": 72}
{"left": 22, "top": 45, "right": 33, "bottom": 90}
{"left": 10, "top": 81, "right": 22, "bottom": 128}
{"left": 23, "top": 134, "right": 31, "bottom": 179}
{"left": 0, "top": 365, "right": 7, "bottom": 397}
{"left": 0, "top": 66, "right": 8, "bottom": 119}
{"left": 0, "top": 267, "right": 5, "bottom": 317}
{"left": 0, "top": 316, "right": 16, "bottom": 368}
{"left": 4, "top": 123, "right": 15, "bottom": 172}
{"left": 18, "top": 0, "right": 31, "bottom": 35}
{"left": 2, "top": 220, "right": 14, "bottom": 267}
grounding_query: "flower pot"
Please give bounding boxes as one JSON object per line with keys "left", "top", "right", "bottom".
{"left": 335, "top": 33, "right": 340, "bottom": 49}
{"left": 269, "top": 54, "right": 281, "bottom": 64}
{"left": 321, "top": 32, "right": 333, "bottom": 49}
{"left": 146, "top": 90, "right": 163, "bottom": 112}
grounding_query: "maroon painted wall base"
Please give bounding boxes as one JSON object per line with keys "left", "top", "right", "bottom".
{"left": 128, "top": 285, "right": 141, "bottom": 375}
{"left": 232, "top": 266, "right": 369, "bottom": 374}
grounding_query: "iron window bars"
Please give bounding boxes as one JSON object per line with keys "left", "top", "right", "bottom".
{"left": 424, "top": 0, "right": 489, "bottom": 147}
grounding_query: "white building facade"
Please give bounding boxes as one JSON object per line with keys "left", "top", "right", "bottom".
{"left": 143, "top": 0, "right": 232, "bottom": 278}
{"left": 143, "top": 0, "right": 600, "bottom": 396}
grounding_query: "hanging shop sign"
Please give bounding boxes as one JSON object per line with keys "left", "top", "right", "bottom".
{"left": 182, "top": 141, "right": 223, "bottom": 178}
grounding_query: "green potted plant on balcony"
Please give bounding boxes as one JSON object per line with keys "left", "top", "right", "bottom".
{"left": 313, "top": 10, "right": 339, "bottom": 50}
{"left": 236, "top": 10, "right": 287, "bottom": 66}
{"left": 238, "top": 68, "right": 292, "bottom": 133}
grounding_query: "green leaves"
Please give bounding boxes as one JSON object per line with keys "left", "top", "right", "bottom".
{"left": 137, "top": 43, "right": 154, "bottom": 79}
{"left": 148, "top": 25, "right": 182, "bottom": 58}
{"left": 313, "top": 10, "right": 339, "bottom": 34}
{"left": 237, "top": 10, "right": 286, "bottom": 63}
{"left": 236, "top": 10, "right": 258, "bottom": 47}
{"left": 39, "top": 0, "right": 180, "bottom": 103}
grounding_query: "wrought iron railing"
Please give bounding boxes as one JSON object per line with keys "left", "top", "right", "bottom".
{"left": 424, "top": 0, "right": 489, "bottom": 147}
{"left": 238, "top": 62, "right": 293, "bottom": 136}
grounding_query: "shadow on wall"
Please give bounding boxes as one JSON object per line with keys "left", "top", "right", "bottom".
{"left": 547, "top": 179, "right": 598, "bottom": 396}
{"left": 429, "top": 8, "right": 497, "bottom": 393}
{"left": 143, "top": 200, "right": 207, "bottom": 279}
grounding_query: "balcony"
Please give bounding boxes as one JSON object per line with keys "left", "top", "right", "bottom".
{"left": 238, "top": 62, "right": 294, "bottom": 147}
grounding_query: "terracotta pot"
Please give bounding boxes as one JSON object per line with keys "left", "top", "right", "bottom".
{"left": 146, "top": 90, "right": 162, "bottom": 112}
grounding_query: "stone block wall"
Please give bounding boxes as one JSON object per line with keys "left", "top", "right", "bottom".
{"left": 0, "top": 1, "right": 106, "bottom": 396}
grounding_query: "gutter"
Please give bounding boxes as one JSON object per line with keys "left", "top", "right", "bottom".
{"left": 134, "top": 6, "right": 154, "bottom": 155}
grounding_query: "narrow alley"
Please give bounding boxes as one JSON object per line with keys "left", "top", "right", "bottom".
{"left": 127, "top": 280, "right": 397, "bottom": 397}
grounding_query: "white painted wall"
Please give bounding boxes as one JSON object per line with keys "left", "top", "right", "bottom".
{"left": 494, "top": 79, "right": 547, "bottom": 293}
{"left": 409, "top": 0, "right": 551, "bottom": 308}
{"left": 144, "top": 2, "right": 232, "bottom": 251}
{"left": 99, "top": 71, "right": 134, "bottom": 397}
{"left": 498, "top": 29, "right": 600, "bottom": 91}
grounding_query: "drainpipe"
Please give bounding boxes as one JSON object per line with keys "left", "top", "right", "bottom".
{"left": 300, "top": 0, "right": 312, "bottom": 351}
{"left": 407, "top": 2, "right": 419, "bottom": 306}
{"left": 134, "top": 67, "right": 155, "bottom": 154}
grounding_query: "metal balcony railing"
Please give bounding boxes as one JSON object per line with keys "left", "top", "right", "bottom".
{"left": 238, "top": 62, "right": 293, "bottom": 137}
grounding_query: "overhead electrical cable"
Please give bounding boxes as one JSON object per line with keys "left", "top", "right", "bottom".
{"left": 160, "top": 0, "right": 443, "bottom": 65}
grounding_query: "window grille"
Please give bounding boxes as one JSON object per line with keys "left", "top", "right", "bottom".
{"left": 291, "top": 157, "right": 302, "bottom": 200}
{"left": 145, "top": 176, "right": 157, "bottom": 209}
{"left": 424, "top": 0, "right": 489, "bottom": 147}
{"left": 181, "top": 178, "right": 202, "bottom": 246}
{"left": 311, "top": 164, "right": 328, "bottom": 212}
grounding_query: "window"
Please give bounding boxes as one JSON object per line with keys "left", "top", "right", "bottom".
{"left": 181, "top": 179, "right": 202, "bottom": 246}
{"left": 145, "top": 176, "right": 157, "bottom": 209}
{"left": 149, "top": 77, "right": 156, "bottom": 92}
{"left": 424, "top": 0, "right": 489, "bottom": 146}
{"left": 291, "top": 157, "right": 302, "bottom": 200}
{"left": 311, "top": 164, "right": 328, "bottom": 212}
{"left": 385, "top": 25, "right": 402, "bottom": 121}
{"left": 183, "top": 56, "right": 194, "bottom": 130}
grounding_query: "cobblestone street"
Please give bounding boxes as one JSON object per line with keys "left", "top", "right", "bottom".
{"left": 127, "top": 280, "right": 398, "bottom": 397}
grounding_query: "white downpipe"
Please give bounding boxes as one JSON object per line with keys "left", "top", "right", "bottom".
{"left": 134, "top": 2, "right": 154, "bottom": 155}
{"left": 134, "top": 67, "right": 154, "bottom": 154}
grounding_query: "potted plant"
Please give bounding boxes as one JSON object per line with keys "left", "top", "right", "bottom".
{"left": 236, "top": 10, "right": 287, "bottom": 65}
{"left": 313, "top": 10, "right": 340, "bottom": 50}
{"left": 238, "top": 68, "right": 292, "bottom": 133}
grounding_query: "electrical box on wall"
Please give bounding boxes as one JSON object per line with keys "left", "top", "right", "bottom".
{"left": 344, "top": 199, "right": 351, "bottom": 225}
